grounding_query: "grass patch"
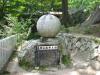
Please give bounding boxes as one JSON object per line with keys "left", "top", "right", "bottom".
{"left": 92, "top": 38, "right": 100, "bottom": 44}
{"left": 19, "top": 58, "right": 33, "bottom": 70}
{"left": 61, "top": 55, "right": 71, "bottom": 66}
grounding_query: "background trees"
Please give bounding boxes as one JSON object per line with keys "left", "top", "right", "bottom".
{"left": 0, "top": 0, "right": 100, "bottom": 17}
{"left": 0, "top": 0, "right": 100, "bottom": 38}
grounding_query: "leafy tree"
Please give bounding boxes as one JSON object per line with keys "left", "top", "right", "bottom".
{"left": 69, "top": 0, "right": 100, "bottom": 12}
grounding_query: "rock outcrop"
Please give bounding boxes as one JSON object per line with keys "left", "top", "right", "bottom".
{"left": 17, "top": 33, "right": 100, "bottom": 70}
{"left": 58, "top": 33, "right": 100, "bottom": 70}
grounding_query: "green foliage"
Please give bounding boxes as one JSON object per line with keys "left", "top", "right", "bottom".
{"left": 62, "top": 55, "right": 71, "bottom": 66}
{"left": 19, "top": 58, "right": 32, "bottom": 70}
{"left": 93, "top": 38, "right": 100, "bottom": 44}
{"left": 0, "top": 0, "right": 100, "bottom": 28}
{"left": 4, "top": 14, "right": 31, "bottom": 39}
{"left": 69, "top": 0, "right": 100, "bottom": 12}
{"left": 0, "top": 0, "right": 61, "bottom": 18}
{"left": 2, "top": 0, "right": 99, "bottom": 16}
{"left": 0, "top": 0, "right": 100, "bottom": 38}
{"left": 0, "top": 0, "right": 99, "bottom": 19}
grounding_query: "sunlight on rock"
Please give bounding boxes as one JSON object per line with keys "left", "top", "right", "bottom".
{"left": 74, "top": 66, "right": 96, "bottom": 75}
{"left": 7, "top": 58, "right": 19, "bottom": 73}
{"left": 86, "top": 66, "right": 96, "bottom": 75}
{"left": 11, "top": 72, "right": 40, "bottom": 75}
{"left": 7, "top": 57, "right": 26, "bottom": 73}
{"left": 96, "top": 71, "right": 100, "bottom": 75}
{"left": 94, "top": 61, "right": 100, "bottom": 70}
{"left": 70, "top": 71, "right": 80, "bottom": 75}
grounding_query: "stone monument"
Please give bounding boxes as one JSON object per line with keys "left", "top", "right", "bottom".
{"left": 35, "top": 14, "right": 61, "bottom": 66}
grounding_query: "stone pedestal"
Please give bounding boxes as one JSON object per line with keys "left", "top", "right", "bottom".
{"left": 35, "top": 44, "right": 60, "bottom": 66}
{"left": 35, "top": 38, "right": 60, "bottom": 66}
{"left": 18, "top": 38, "right": 61, "bottom": 68}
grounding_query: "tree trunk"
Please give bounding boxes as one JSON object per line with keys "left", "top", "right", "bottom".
{"left": 62, "top": 0, "right": 69, "bottom": 27}
{"left": 82, "top": 5, "right": 100, "bottom": 26}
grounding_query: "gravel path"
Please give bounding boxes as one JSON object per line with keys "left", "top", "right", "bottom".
{"left": 10, "top": 69, "right": 100, "bottom": 75}
{"left": 10, "top": 69, "right": 73, "bottom": 75}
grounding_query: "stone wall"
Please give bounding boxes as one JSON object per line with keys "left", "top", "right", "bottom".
{"left": 0, "top": 35, "right": 17, "bottom": 70}
{"left": 18, "top": 33, "right": 100, "bottom": 70}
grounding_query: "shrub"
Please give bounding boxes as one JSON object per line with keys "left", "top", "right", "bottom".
{"left": 2, "top": 14, "right": 32, "bottom": 40}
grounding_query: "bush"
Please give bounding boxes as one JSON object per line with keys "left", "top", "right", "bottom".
{"left": 62, "top": 55, "right": 72, "bottom": 66}
{"left": 0, "top": 14, "right": 32, "bottom": 40}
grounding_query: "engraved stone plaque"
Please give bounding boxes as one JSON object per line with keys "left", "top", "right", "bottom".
{"left": 35, "top": 44, "right": 60, "bottom": 66}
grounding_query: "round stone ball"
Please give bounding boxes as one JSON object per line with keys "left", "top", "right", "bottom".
{"left": 36, "top": 14, "right": 61, "bottom": 37}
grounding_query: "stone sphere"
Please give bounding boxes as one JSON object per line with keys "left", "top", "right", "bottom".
{"left": 36, "top": 14, "right": 61, "bottom": 37}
